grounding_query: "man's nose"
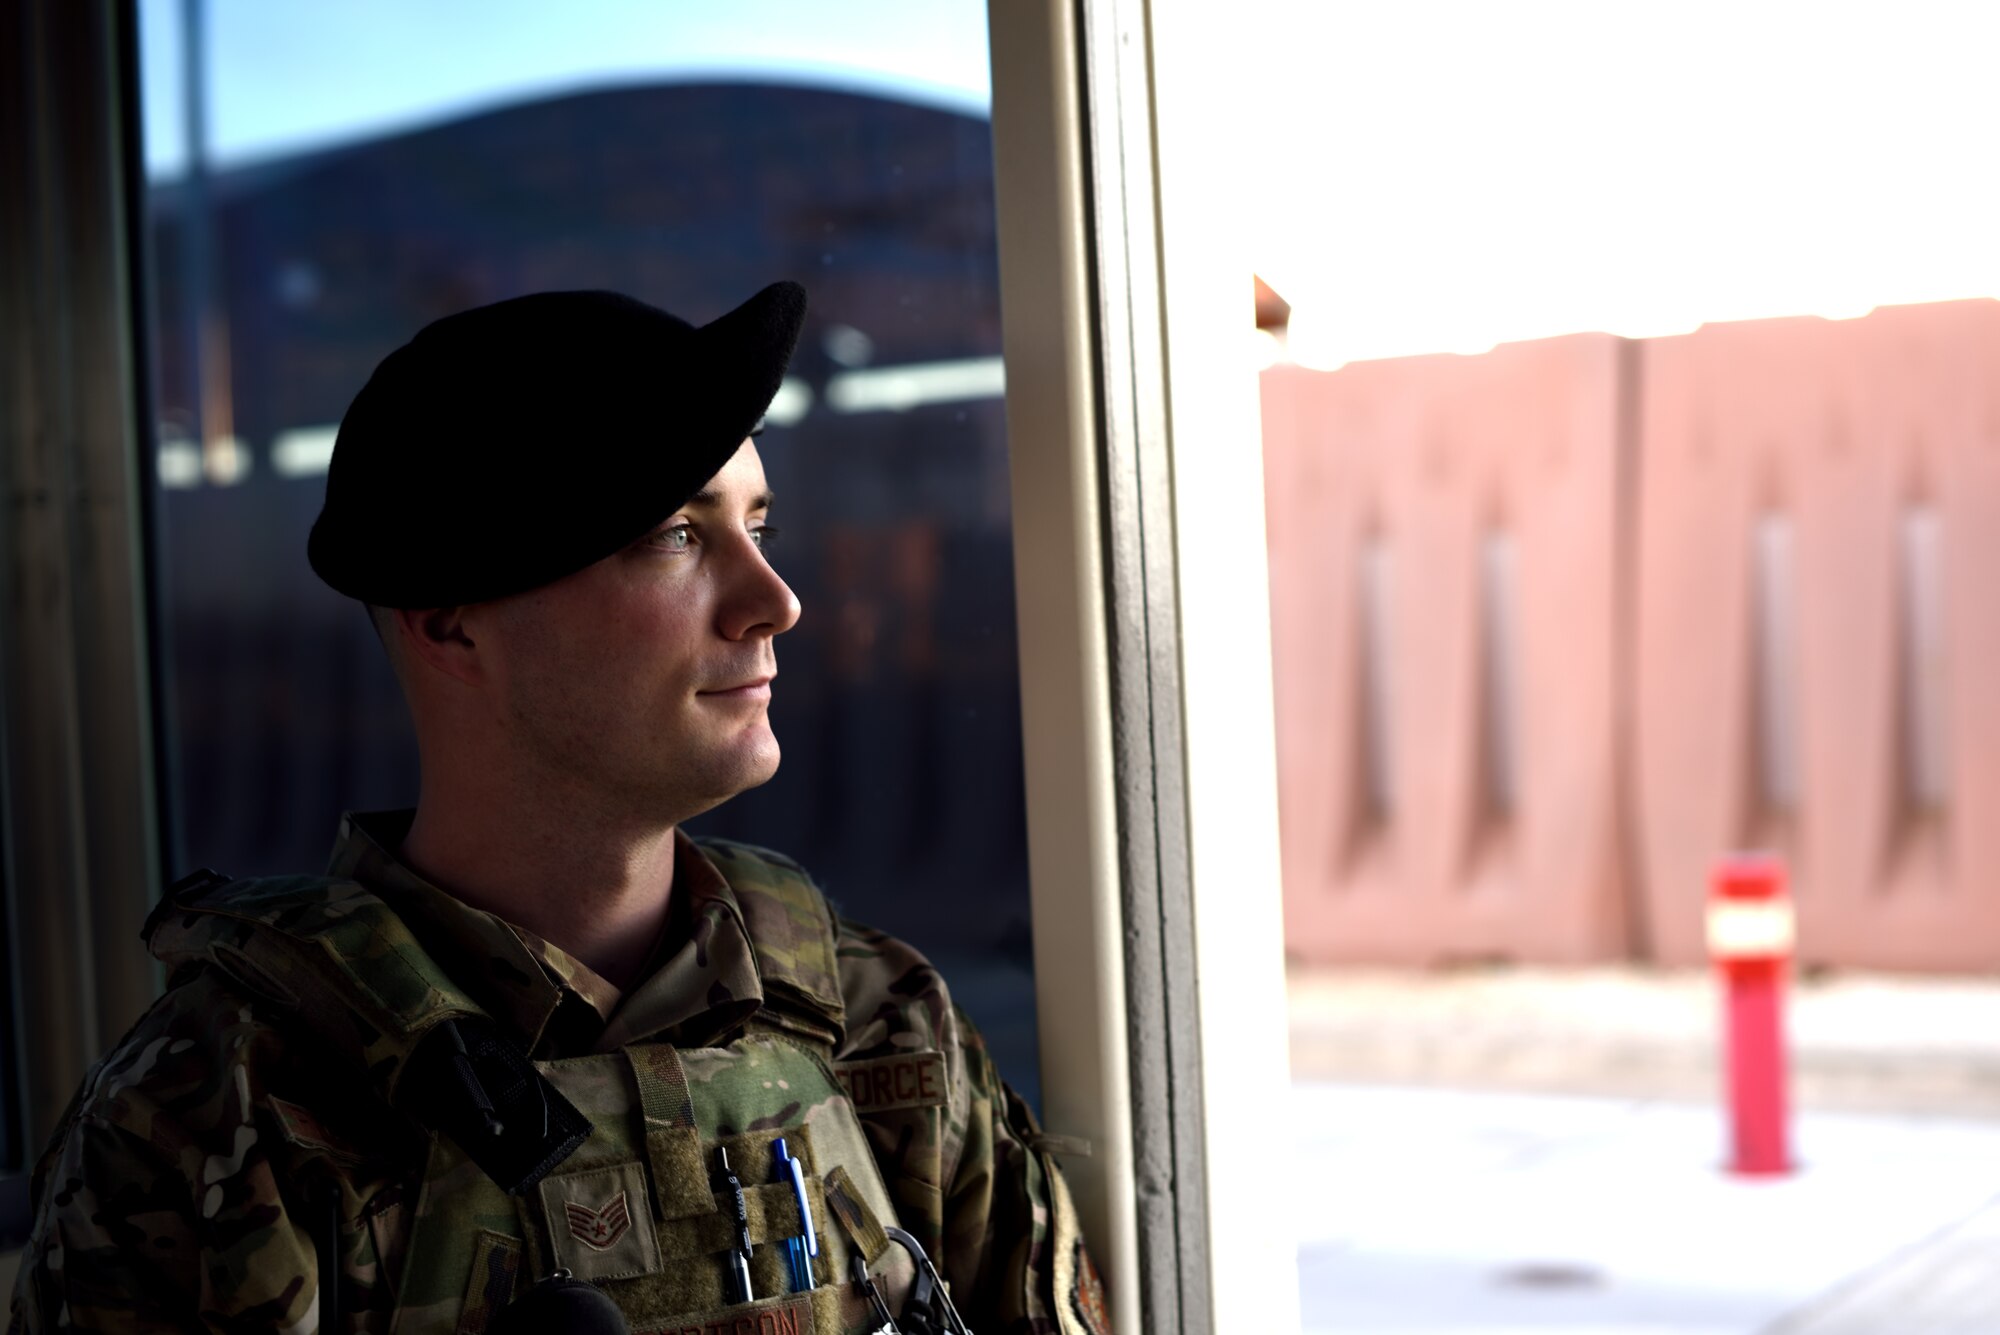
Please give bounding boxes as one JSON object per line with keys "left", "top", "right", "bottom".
{"left": 719, "top": 536, "right": 801, "bottom": 641}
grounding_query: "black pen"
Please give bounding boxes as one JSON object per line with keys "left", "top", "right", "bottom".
{"left": 714, "top": 1147, "right": 756, "bottom": 1303}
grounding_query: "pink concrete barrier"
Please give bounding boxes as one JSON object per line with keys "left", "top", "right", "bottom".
{"left": 1635, "top": 302, "right": 2000, "bottom": 969}
{"left": 1262, "top": 336, "right": 1630, "bottom": 965}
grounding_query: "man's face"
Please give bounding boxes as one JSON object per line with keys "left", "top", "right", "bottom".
{"left": 474, "top": 439, "right": 800, "bottom": 822}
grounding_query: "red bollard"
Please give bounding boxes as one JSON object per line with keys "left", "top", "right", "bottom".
{"left": 1708, "top": 855, "right": 1795, "bottom": 1176}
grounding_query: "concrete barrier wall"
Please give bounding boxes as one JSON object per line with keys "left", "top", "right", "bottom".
{"left": 1266, "top": 301, "right": 2000, "bottom": 971}
{"left": 1635, "top": 302, "right": 2000, "bottom": 969}
{"left": 1262, "top": 336, "right": 1630, "bottom": 965}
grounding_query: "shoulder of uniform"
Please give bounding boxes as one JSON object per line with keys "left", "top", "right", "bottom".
{"left": 694, "top": 837, "right": 837, "bottom": 938}
{"left": 832, "top": 913, "right": 935, "bottom": 976}
{"left": 19, "top": 969, "right": 378, "bottom": 1333}
{"left": 141, "top": 868, "right": 494, "bottom": 1115}
{"left": 831, "top": 914, "right": 959, "bottom": 1061}
{"left": 146, "top": 869, "right": 474, "bottom": 1024}
{"left": 694, "top": 838, "right": 849, "bottom": 1039}
{"left": 60, "top": 969, "right": 292, "bottom": 1154}
{"left": 62, "top": 965, "right": 411, "bottom": 1174}
{"left": 142, "top": 869, "right": 392, "bottom": 986}
{"left": 145, "top": 869, "right": 383, "bottom": 945}
{"left": 104, "top": 962, "right": 281, "bottom": 1053}
{"left": 688, "top": 841, "right": 964, "bottom": 1063}
{"left": 693, "top": 836, "right": 818, "bottom": 890}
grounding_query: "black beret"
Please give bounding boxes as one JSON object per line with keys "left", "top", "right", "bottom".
{"left": 308, "top": 282, "right": 807, "bottom": 608}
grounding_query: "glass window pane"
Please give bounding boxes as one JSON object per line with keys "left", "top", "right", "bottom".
{"left": 135, "top": 0, "right": 1036, "bottom": 1103}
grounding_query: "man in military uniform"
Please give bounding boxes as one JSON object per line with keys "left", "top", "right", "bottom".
{"left": 8, "top": 284, "right": 1106, "bottom": 1334}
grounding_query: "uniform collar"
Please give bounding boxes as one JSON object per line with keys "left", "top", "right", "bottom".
{"left": 328, "top": 810, "right": 762, "bottom": 1056}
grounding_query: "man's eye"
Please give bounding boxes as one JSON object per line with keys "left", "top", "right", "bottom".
{"left": 751, "top": 525, "right": 781, "bottom": 549}
{"left": 652, "top": 525, "right": 693, "bottom": 552}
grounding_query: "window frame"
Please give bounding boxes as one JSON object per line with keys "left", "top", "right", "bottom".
{"left": 2, "top": 7, "right": 1302, "bottom": 1330}
{"left": 991, "top": 2, "right": 1296, "bottom": 1331}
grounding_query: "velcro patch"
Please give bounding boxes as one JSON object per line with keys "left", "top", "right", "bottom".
{"left": 536, "top": 1161, "right": 661, "bottom": 1283}
{"left": 455, "top": 1230, "right": 521, "bottom": 1335}
{"left": 638, "top": 1291, "right": 818, "bottom": 1335}
{"left": 832, "top": 1051, "right": 947, "bottom": 1114}
{"left": 267, "top": 1096, "right": 361, "bottom": 1162}
{"left": 1074, "top": 1236, "right": 1111, "bottom": 1335}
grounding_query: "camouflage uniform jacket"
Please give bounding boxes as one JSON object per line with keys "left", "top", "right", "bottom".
{"left": 8, "top": 810, "right": 1105, "bottom": 1334}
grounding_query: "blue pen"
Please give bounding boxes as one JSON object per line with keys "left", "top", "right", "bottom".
{"left": 772, "top": 1138, "right": 818, "bottom": 1292}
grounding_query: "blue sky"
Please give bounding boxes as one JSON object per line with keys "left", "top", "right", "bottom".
{"left": 139, "top": 0, "right": 992, "bottom": 178}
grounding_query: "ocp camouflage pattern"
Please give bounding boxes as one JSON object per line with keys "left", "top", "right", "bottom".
{"left": 7, "top": 811, "right": 1098, "bottom": 1333}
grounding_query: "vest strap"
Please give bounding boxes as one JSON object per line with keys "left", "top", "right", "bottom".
{"left": 622, "top": 1045, "right": 711, "bottom": 1219}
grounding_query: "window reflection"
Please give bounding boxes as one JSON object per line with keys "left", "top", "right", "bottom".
{"left": 138, "top": 5, "right": 1037, "bottom": 1103}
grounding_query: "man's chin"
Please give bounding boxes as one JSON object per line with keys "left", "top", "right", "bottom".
{"left": 735, "top": 742, "right": 781, "bottom": 793}
{"left": 731, "top": 721, "right": 780, "bottom": 784}
{"left": 679, "top": 739, "right": 781, "bottom": 814}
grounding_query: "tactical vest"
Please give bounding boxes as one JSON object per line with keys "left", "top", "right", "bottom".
{"left": 146, "top": 844, "right": 940, "bottom": 1335}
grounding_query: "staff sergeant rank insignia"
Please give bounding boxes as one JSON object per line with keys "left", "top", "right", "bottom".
{"left": 566, "top": 1190, "right": 633, "bottom": 1250}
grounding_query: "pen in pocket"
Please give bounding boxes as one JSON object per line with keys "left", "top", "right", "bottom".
{"left": 771, "top": 1137, "right": 818, "bottom": 1293}
{"left": 713, "top": 1147, "right": 756, "bottom": 1304}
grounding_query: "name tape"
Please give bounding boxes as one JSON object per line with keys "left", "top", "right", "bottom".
{"left": 833, "top": 1051, "right": 947, "bottom": 1114}
{"left": 643, "top": 1293, "right": 815, "bottom": 1335}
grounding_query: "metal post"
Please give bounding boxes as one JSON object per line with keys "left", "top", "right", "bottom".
{"left": 1708, "top": 854, "right": 1795, "bottom": 1176}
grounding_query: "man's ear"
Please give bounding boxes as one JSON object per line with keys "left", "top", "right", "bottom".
{"left": 392, "top": 605, "right": 483, "bottom": 686}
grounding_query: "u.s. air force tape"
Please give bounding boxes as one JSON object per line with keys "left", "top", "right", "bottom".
{"left": 830, "top": 1052, "right": 948, "bottom": 1114}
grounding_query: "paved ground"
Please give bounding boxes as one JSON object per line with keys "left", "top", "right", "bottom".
{"left": 1289, "top": 965, "right": 2000, "bottom": 1117}
{"left": 1293, "top": 1084, "right": 2000, "bottom": 1334}
{"left": 1289, "top": 966, "right": 2000, "bottom": 1333}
